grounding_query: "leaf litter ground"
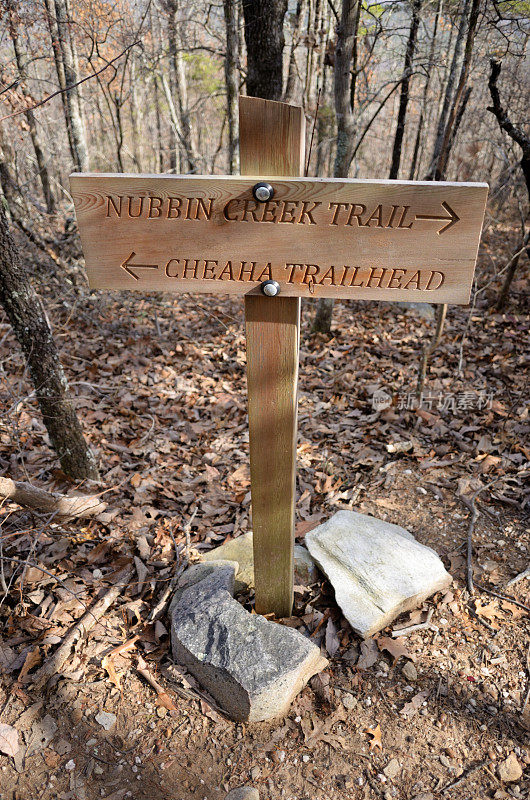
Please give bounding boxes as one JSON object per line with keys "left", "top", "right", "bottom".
{"left": 0, "top": 226, "right": 528, "bottom": 800}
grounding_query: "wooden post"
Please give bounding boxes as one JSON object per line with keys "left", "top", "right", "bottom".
{"left": 240, "top": 96, "right": 305, "bottom": 617}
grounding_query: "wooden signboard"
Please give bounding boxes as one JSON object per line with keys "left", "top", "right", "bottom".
{"left": 72, "top": 96, "right": 488, "bottom": 619}
{"left": 71, "top": 175, "right": 487, "bottom": 305}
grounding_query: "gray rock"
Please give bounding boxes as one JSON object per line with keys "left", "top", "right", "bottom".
{"left": 95, "top": 711, "right": 116, "bottom": 731}
{"left": 202, "top": 533, "right": 318, "bottom": 591}
{"left": 171, "top": 563, "right": 327, "bottom": 722}
{"left": 168, "top": 560, "right": 238, "bottom": 617}
{"left": 225, "top": 787, "right": 259, "bottom": 800}
{"left": 306, "top": 511, "right": 451, "bottom": 638}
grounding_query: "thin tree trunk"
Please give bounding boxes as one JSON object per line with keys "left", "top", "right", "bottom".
{"left": 223, "top": 0, "right": 240, "bottom": 173}
{"left": 44, "top": 0, "right": 76, "bottom": 166}
{"left": 165, "top": 0, "right": 198, "bottom": 172}
{"left": 487, "top": 59, "right": 530, "bottom": 308}
{"left": 435, "top": 0, "right": 481, "bottom": 179}
{"left": 408, "top": 0, "right": 442, "bottom": 180}
{"left": 284, "top": 0, "right": 306, "bottom": 103}
{"left": 242, "top": 0, "right": 288, "bottom": 100}
{"left": 53, "top": 0, "right": 89, "bottom": 172}
{"left": 0, "top": 205, "right": 99, "bottom": 480}
{"left": 333, "top": 0, "right": 359, "bottom": 179}
{"left": 7, "top": 7, "right": 55, "bottom": 214}
{"left": 426, "top": 0, "right": 470, "bottom": 178}
{"left": 388, "top": 0, "right": 422, "bottom": 179}
{"left": 313, "top": 0, "right": 360, "bottom": 334}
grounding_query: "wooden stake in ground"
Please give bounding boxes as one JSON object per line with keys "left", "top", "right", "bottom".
{"left": 241, "top": 96, "right": 305, "bottom": 617}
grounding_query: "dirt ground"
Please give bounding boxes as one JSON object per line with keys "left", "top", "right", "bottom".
{"left": 0, "top": 225, "right": 528, "bottom": 800}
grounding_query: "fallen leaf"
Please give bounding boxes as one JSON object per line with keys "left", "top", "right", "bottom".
{"left": 0, "top": 723, "right": 19, "bottom": 757}
{"left": 377, "top": 636, "right": 415, "bottom": 664}
{"left": 101, "top": 654, "right": 122, "bottom": 691}
{"left": 365, "top": 723, "right": 382, "bottom": 751}
{"left": 325, "top": 618, "right": 340, "bottom": 658}
{"left": 401, "top": 690, "right": 429, "bottom": 718}
{"left": 500, "top": 600, "right": 527, "bottom": 619}
{"left": 17, "top": 647, "right": 41, "bottom": 683}
{"left": 357, "top": 639, "right": 379, "bottom": 670}
{"left": 475, "top": 600, "right": 504, "bottom": 625}
{"left": 156, "top": 692, "right": 178, "bottom": 712}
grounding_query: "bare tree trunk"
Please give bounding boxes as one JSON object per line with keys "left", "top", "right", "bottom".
{"left": 333, "top": 0, "right": 359, "bottom": 179}
{"left": 416, "top": 303, "right": 447, "bottom": 399}
{"left": 0, "top": 205, "right": 99, "bottom": 480}
{"left": 388, "top": 0, "right": 422, "bottom": 179}
{"left": 53, "top": 0, "right": 89, "bottom": 172}
{"left": 487, "top": 59, "right": 530, "bottom": 309}
{"left": 408, "top": 0, "right": 442, "bottom": 180}
{"left": 426, "top": 0, "right": 470, "bottom": 178}
{"left": 7, "top": 7, "right": 55, "bottom": 214}
{"left": 44, "top": 0, "right": 76, "bottom": 165}
{"left": 284, "top": 0, "right": 306, "bottom": 103}
{"left": 435, "top": 0, "right": 481, "bottom": 179}
{"left": 153, "top": 75, "right": 164, "bottom": 172}
{"left": 496, "top": 233, "right": 529, "bottom": 311}
{"left": 242, "top": 0, "right": 288, "bottom": 100}
{"left": 313, "top": 0, "right": 360, "bottom": 334}
{"left": 165, "top": 0, "right": 198, "bottom": 172}
{"left": 223, "top": 0, "right": 240, "bottom": 173}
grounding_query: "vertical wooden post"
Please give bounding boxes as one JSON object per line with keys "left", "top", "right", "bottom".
{"left": 240, "top": 96, "right": 305, "bottom": 617}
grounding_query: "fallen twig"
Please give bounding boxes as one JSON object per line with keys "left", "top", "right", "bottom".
{"left": 392, "top": 608, "right": 436, "bottom": 637}
{"left": 441, "top": 758, "right": 489, "bottom": 794}
{"left": 506, "top": 566, "right": 530, "bottom": 587}
{"left": 522, "top": 642, "right": 530, "bottom": 716}
{"left": 32, "top": 564, "right": 134, "bottom": 688}
{"left": 0, "top": 476, "right": 107, "bottom": 519}
{"left": 474, "top": 583, "right": 530, "bottom": 614}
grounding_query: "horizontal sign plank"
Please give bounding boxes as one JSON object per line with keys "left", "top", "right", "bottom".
{"left": 71, "top": 174, "right": 488, "bottom": 303}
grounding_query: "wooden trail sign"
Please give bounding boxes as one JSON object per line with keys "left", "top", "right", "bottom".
{"left": 71, "top": 182, "right": 488, "bottom": 305}
{"left": 72, "top": 95, "right": 488, "bottom": 618}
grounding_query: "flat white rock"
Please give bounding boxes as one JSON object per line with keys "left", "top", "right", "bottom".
{"left": 305, "top": 510, "right": 451, "bottom": 637}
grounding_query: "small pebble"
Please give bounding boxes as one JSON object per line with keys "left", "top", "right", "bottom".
{"left": 95, "top": 711, "right": 117, "bottom": 731}
{"left": 65, "top": 760, "right": 75, "bottom": 771}
{"left": 402, "top": 662, "right": 418, "bottom": 682}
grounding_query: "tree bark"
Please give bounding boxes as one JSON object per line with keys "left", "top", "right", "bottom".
{"left": 313, "top": 0, "right": 360, "bottom": 334}
{"left": 165, "top": 0, "right": 198, "bottom": 173}
{"left": 426, "top": 0, "right": 470, "bottom": 179}
{"left": 53, "top": 0, "right": 89, "bottom": 172}
{"left": 223, "top": 0, "right": 240, "bottom": 173}
{"left": 0, "top": 204, "right": 99, "bottom": 480}
{"left": 7, "top": 5, "right": 55, "bottom": 214}
{"left": 487, "top": 59, "right": 530, "bottom": 309}
{"left": 333, "top": 0, "right": 359, "bottom": 179}
{"left": 388, "top": 0, "right": 422, "bottom": 179}
{"left": 242, "top": 0, "right": 288, "bottom": 100}
{"left": 284, "top": 0, "right": 306, "bottom": 103}
{"left": 408, "top": 0, "right": 442, "bottom": 180}
{"left": 434, "top": 0, "right": 481, "bottom": 179}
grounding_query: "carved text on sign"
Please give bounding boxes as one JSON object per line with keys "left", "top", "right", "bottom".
{"left": 71, "top": 174, "right": 488, "bottom": 303}
{"left": 106, "top": 194, "right": 460, "bottom": 235}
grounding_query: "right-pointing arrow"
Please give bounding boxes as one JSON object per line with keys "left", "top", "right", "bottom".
{"left": 414, "top": 201, "right": 460, "bottom": 234}
{"left": 121, "top": 251, "right": 159, "bottom": 281}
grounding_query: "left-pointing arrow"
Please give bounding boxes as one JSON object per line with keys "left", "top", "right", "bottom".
{"left": 121, "top": 251, "right": 159, "bottom": 281}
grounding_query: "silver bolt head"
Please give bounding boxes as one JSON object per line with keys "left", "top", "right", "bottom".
{"left": 261, "top": 280, "right": 280, "bottom": 297}
{"left": 253, "top": 182, "right": 274, "bottom": 203}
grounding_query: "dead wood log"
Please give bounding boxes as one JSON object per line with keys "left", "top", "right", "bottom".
{"left": 32, "top": 564, "right": 134, "bottom": 688}
{"left": 0, "top": 476, "right": 106, "bottom": 518}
